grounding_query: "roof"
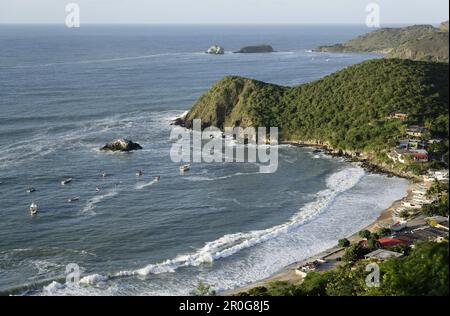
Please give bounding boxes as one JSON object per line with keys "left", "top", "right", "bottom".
{"left": 365, "top": 249, "right": 403, "bottom": 260}
{"left": 426, "top": 216, "right": 449, "bottom": 224}
{"left": 413, "top": 153, "right": 428, "bottom": 159}
{"left": 378, "top": 238, "right": 408, "bottom": 247}
{"left": 413, "top": 149, "right": 428, "bottom": 154}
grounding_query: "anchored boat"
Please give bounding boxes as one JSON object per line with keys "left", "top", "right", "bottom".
{"left": 179, "top": 165, "right": 190, "bottom": 172}
{"left": 30, "top": 202, "right": 38, "bottom": 215}
{"left": 61, "top": 178, "right": 72, "bottom": 185}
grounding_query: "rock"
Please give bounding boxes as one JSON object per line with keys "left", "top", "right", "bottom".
{"left": 234, "top": 44, "right": 275, "bottom": 54}
{"left": 170, "top": 117, "right": 185, "bottom": 126}
{"left": 206, "top": 45, "right": 225, "bottom": 55}
{"left": 101, "top": 139, "right": 143, "bottom": 152}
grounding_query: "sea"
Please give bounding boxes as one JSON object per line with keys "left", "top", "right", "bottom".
{"left": 0, "top": 25, "right": 409, "bottom": 295}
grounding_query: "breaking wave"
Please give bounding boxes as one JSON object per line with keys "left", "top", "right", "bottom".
{"left": 42, "top": 166, "right": 365, "bottom": 291}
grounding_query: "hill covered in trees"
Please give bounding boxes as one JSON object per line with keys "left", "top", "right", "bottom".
{"left": 181, "top": 59, "right": 449, "bottom": 159}
{"left": 315, "top": 23, "right": 449, "bottom": 63}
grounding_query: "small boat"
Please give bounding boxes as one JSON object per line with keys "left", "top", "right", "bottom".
{"left": 61, "top": 178, "right": 72, "bottom": 186}
{"left": 27, "top": 187, "right": 36, "bottom": 193}
{"left": 102, "top": 172, "right": 107, "bottom": 178}
{"left": 154, "top": 176, "right": 161, "bottom": 181}
{"left": 68, "top": 197, "right": 80, "bottom": 203}
{"left": 179, "top": 164, "right": 190, "bottom": 172}
{"left": 136, "top": 170, "right": 143, "bottom": 177}
{"left": 30, "top": 202, "right": 38, "bottom": 215}
{"left": 95, "top": 187, "right": 101, "bottom": 193}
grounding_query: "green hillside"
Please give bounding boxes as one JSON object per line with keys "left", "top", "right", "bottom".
{"left": 315, "top": 23, "right": 449, "bottom": 63}
{"left": 181, "top": 59, "right": 449, "bottom": 159}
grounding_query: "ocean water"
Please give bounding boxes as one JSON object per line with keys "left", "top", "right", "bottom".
{"left": 0, "top": 25, "right": 409, "bottom": 295}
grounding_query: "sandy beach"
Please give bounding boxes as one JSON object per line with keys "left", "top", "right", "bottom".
{"left": 223, "top": 170, "right": 419, "bottom": 295}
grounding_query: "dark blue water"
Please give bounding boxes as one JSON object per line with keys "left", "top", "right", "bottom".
{"left": 0, "top": 25, "right": 408, "bottom": 295}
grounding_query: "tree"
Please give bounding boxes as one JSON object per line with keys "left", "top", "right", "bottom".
{"left": 343, "top": 244, "right": 368, "bottom": 263}
{"left": 359, "top": 230, "right": 372, "bottom": 239}
{"left": 377, "top": 227, "right": 392, "bottom": 237}
{"left": 338, "top": 238, "right": 351, "bottom": 248}
{"left": 191, "top": 281, "right": 216, "bottom": 296}
{"left": 296, "top": 272, "right": 329, "bottom": 296}
{"left": 368, "top": 241, "right": 449, "bottom": 296}
{"left": 367, "top": 238, "right": 380, "bottom": 250}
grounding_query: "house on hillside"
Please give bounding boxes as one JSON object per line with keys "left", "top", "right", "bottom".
{"left": 424, "top": 170, "right": 449, "bottom": 182}
{"left": 398, "top": 139, "right": 426, "bottom": 150}
{"left": 388, "top": 148, "right": 409, "bottom": 164}
{"left": 364, "top": 249, "right": 403, "bottom": 261}
{"left": 388, "top": 148, "right": 428, "bottom": 164}
{"left": 388, "top": 113, "right": 409, "bottom": 121}
{"left": 412, "top": 149, "right": 429, "bottom": 162}
{"left": 406, "top": 126, "right": 430, "bottom": 138}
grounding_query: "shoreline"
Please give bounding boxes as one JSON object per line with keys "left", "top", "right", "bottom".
{"left": 222, "top": 144, "right": 417, "bottom": 296}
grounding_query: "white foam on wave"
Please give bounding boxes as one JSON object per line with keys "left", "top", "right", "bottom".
{"left": 38, "top": 165, "right": 366, "bottom": 294}
{"left": 183, "top": 172, "right": 259, "bottom": 182}
{"left": 0, "top": 109, "right": 181, "bottom": 169}
{"left": 80, "top": 189, "right": 119, "bottom": 216}
{"left": 116, "top": 166, "right": 365, "bottom": 277}
{"left": 79, "top": 274, "right": 109, "bottom": 285}
{"left": 135, "top": 179, "right": 158, "bottom": 190}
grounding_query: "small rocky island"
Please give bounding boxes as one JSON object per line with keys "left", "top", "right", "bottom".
{"left": 101, "top": 139, "right": 143, "bottom": 152}
{"left": 206, "top": 45, "right": 225, "bottom": 55}
{"left": 234, "top": 44, "right": 275, "bottom": 54}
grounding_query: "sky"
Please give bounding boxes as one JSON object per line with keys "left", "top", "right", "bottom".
{"left": 0, "top": 0, "right": 448, "bottom": 25}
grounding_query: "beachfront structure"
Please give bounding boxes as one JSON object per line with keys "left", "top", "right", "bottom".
{"left": 387, "top": 113, "right": 409, "bottom": 121}
{"left": 401, "top": 201, "right": 423, "bottom": 209}
{"left": 377, "top": 237, "right": 408, "bottom": 248}
{"left": 388, "top": 148, "right": 429, "bottom": 164}
{"left": 411, "top": 226, "right": 449, "bottom": 242}
{"left": 364, "top": 249, "right": 403, "bottom": 261}
{"left": 294, "top": 260, "right": 322, "bottom": 277}
{"left": 411, "top": 149, "right": 429, "bottom": 162}
{"left": 424, "top": 170, "right": 449, "bottom": 183}
{"left": 388, "top": 149, "right": 409, "bottom": 164}
{"left": 406, "top": 125, "right": 430, "bottom": 138}
{"left": 398, "top": 139, "right": 426, "bottom": 150}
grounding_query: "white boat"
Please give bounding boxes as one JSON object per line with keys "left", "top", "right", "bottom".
{"left": 391, "top": 221, "right": 407, "bottom": 232}
{"left": 61, "top": 178, "right": 72, "bottom": 185}
{"left": 179, "top": 164, "right": 190, "bottom": 172}
{"left": 136, "top": 170, "right": 143, "bottom": 177}
{"left": 154, "top": 176, "right": 161, "bottom": 181}
{"left": 102, "top": 172, "right": 107, "bottom": 178}
{"left": 68, "top": 197, "right": 80, "bottom": 203}
{"left": 27, "top": 187, "right": 36, "bottom": 193}
{"left": 30, "top": 203, "right": 38, "bottom": 215}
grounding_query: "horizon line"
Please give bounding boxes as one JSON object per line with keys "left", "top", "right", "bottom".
{"left": 0, "top": 21, "right": 445, "bottom": 26}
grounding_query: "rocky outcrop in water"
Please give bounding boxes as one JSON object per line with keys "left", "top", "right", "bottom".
{"left": 234, "top": 45, "right": 275, "bottom": 53}
{"left": 206, "top": 45, "right": 225, "bottom": 55}
{"left": 101, "top": 139, "right": 143, "bottom": 152}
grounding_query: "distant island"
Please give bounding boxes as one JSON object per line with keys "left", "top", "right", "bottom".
{"left": 315, "top": 21, "right": 449, "bottom": 63}
{"left": 234, "top": 44, "right": 275, "bottom": 53}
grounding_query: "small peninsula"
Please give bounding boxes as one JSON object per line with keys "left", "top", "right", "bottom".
{"left": 315, "top": 22, "right": 449, "bottom": 63}
{"left": 178, "top": 59, "right": 449, "bottom": 176}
